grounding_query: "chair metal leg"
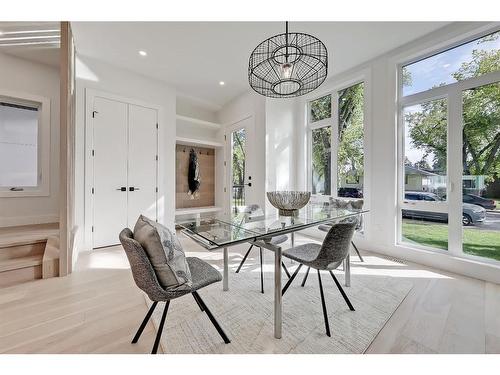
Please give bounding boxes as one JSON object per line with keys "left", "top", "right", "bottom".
{"left": 317, "top": 270, "right": 331, "bottom": 337}
{"left": 151, "top": 301, "right": 170, "bottom": 354}
{"left": 236, "top": 245, "right": 253, "bottom": 273}
{"left": 281, "top": 262, "right": 291, "bottom": 278}
{"left": 192, "top": 292, "right": 205, "bottom": 312}
{"left": 192, "top": 291, "right": 230, "bottom": 344}
{"left": 281, "top": 263, "right": 302, "bottom": 296}
{"left": 259, "top": 247, "right": 264, "bottom": 294}
{"left": 329, "top": 270, "right": 355, "bottom": 311}
{"left": 345, "top": 253, "right": 351, "bottom": 287}
{"left": 132, "top": 301, "right": 158, "bottom": 344}
{"left": 301, "top": 266, "right": 310, "bottom": 287}
{"left": 351, "top": 241, "right": 364, "bottom": 262}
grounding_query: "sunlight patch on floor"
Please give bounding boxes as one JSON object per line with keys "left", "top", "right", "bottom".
{"left": 86, "top": 251, "right": 130, "bottom": 270}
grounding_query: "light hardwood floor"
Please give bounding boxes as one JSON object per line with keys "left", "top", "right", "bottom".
{"left": 0, "top": 234, "right": 499, "bottom": 354}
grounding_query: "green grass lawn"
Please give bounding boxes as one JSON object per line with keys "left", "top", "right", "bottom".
{"left": 402, "top": 221, "right": 500, "bottom": 261}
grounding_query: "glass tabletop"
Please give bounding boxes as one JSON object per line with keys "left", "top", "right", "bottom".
{"left": 177, "top": 203, "right": 368, "bottom": 249}
{"left": 178, "top": 217, "right": 259, "bottom": 248}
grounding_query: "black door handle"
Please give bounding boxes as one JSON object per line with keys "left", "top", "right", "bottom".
{"left": 116, "top": 187, "right": 126, "bottom": 191}
{"left": 129, "top": 187, "right": 140, "bottom": 191}
{"left": 244, "top": 183, "right": 252, "bottom": 187}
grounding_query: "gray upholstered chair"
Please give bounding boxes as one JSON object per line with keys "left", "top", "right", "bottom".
{"left": 318, "top": 197, "right": 364, "bottom": 262}
{"left": 234, "top": 204, "right": 290, "bottom": 293}
{"left": 281, "top": 222, "right": 357, "bottom": 337}
{"left": 119, "top": 228, "right": 230, "bottom": 354}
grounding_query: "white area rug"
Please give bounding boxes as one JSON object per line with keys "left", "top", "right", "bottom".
{"left": 145, "top": 242, "right": 413, "bottom": 354}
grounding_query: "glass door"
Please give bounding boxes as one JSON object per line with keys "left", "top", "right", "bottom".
{"left": 231, "top": 127, "right": 247, "bottom": 211}
{"left": 225, "top": 117, "right": 254, "bottom": 214}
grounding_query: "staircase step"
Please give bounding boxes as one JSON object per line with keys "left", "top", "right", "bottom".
{"left": 0, "top": 242, "right": 45, "bottom": 261}
{"left": 0, "top": 223, "right": 59, "bottom": 285}
{"left": 0, "top": 266, "right": 42, "bottom": 288}
{"left": 0, "top": 255, "right": 43, "bottom": 273}
{"left": 0, "top": 223, "right": 59, "bottom": 249}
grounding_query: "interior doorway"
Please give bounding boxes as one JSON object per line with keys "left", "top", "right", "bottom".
{"left": 225, "top": 116, "right": 255, "bottom": 214}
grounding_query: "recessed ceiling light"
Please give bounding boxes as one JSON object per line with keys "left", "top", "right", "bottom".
{"left": 219, "top": 81, "right": 225, "bottom": 86}
{"left": 139, "top": 50, "right": 147, "bottom": 57}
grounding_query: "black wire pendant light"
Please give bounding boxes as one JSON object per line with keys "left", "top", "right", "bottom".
{"left": 248, "top": 22, "right": 328, "bottom": 98}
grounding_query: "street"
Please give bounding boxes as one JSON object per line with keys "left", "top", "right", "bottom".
{"left": 469, "top": 210, "right": 500, "bottom": 231}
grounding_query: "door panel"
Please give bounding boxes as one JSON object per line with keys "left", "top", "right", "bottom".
{"left": 226, "top": 117, "right": 255, "bottom": 213}
{"left": 93, "top": 97, "right": 128, "bottom": 248}
{"left": 127, "top": 105, "right": 158, "bottom": 225}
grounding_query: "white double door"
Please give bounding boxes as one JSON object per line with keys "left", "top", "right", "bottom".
{"left": 92, "top": 96, "right": 158, "bottom": 248}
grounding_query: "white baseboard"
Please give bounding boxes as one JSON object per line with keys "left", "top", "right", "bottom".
{"left": 0, "top": 214, "right": 59, "bottom": 228}
{"left": 359, "top": 240, "right": 500, "bottom": 285}
{"left": 297, "top": 226, "right": 500, "bottom": 285}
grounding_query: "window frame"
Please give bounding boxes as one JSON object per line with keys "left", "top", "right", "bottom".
{"left": 396, "top": 27, "right": 500, "bottom": 263}
{"left": 309, "top": 124, "right": 333, "bottom": 197}
{"left": 307, "top": 78, "right": 367, "bottom": 200}
{"left": 401, "top": 28, "right": 500, "bottom": 98}
{"left": 308, "top": 93, "right": 332, "bottom": 125}
{"left": 0, "top": 90, "right": 51, "bottom": 197}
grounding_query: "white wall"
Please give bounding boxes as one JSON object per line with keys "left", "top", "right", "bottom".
{"left": 176, "top": 96, "right": 219, "bottom": 144}
{"left": 217, "top": 91, "right": 266, "bottom": 212}
{"left": 75, "top": 55, "right": 176, "bottom": 258}
{"left": 265, "top": 98, "right": 299, "bottom": 212}
{"left": 176, "top": 96, "right": 218, "bottom": 123}
{"left": 0, "top": 52, "right": 60, "bottom": 227}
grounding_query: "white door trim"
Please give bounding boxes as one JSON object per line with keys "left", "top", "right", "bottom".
{"left": 84, "top": 88, "right": 162, "bottom": 250}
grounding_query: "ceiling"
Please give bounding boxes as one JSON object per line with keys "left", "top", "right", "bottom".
{"left": 72, "top": 22, "right": 449, "bottom": 110}
{"left": 0, "top": 22, "right": 60, "bottom": 67}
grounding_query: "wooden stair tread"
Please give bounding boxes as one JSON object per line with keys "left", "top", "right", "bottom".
{"left": 0, "top": 224, "right": 59, "bottom": 249}
{"left": 0, "top": 237, "right": 48, "bottom": 249}
{"left": 0, "top": 255, "right": 43, "bottom": 273}
{"left": 0, "top": 224, "right": 59, "bottom": 284}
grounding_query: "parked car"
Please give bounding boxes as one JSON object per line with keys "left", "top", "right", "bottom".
{"left": 402, "top": 191, "right": 486, "bottom": 226}
{"left": 338, "top": 187, "right": 363, "bottom": 198}
{"left": 462, "top": 194, "right": 496, "bottom": 210}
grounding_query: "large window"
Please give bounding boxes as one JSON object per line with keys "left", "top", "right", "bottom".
{"left": 309, "top": 94, "right": 332, "bottom": 195}
{"left": 403, "top": 98, "right": 448, "bottom": 199}
{"left": 403, "top": 31, "right": 500, "bottom": 96}
{"left": 311, "top": 126, "right": 332, "bottom": 195}
{"left": 309, "top": 84, "right": 365, "bottom": 198}
{"left": 0, "top": 102, "right": 39, "bottom": 187}
{"left": 310, "top": 94, "right": 331, "bottom": 123}
{"left": 398, "top": 29, "right": 500, "bottom": 263}
{"left": 461, "top": 82, "right": 500, "bottom": 261}
{"left": 0, "top": 93, "right": 49, "bottom": 196}
{"left": 338, "top": 83, "right": 364, "bottom": 198}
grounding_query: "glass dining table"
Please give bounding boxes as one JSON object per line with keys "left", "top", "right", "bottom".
{"left": 176, "top": 203, "right": 368, "bottom": 339}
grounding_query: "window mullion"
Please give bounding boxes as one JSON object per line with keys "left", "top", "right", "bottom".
{"left": 447, "top": 88, "right": 464, "bottom": 256}
{"left": 331, "top": 92, "right": 339, "bottom": 197}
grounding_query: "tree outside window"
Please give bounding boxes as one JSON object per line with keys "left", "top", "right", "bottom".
{"left": 338, "top": 82, "right": 364, "bottom": 197}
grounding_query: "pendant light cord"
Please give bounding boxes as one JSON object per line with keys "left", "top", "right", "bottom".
{"left": 285, "top": 21, "right": 289, "bottom": 63}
